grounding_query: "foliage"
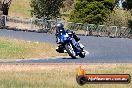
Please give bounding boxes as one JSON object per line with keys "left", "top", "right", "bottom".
{"left": 105, "top": 9, "right": 132, "bottom": 27}
{"left": 2, "top": 3, "right": 9, "bottom": 15}
{"left": 122, "top": 0, "right": 132, "bottom": 10}
{"left": 69, "top": 0, "right": 115, "bottom": 24}
{"left": 30, "top": 0, "right": 64, "bottom": 19}
{"left": 128, "top": 20, "right": 132, "bottom": 29}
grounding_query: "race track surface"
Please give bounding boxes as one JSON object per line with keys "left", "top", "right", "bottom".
{"left": 0, "top": 29, "right": 132, "bottom": 63}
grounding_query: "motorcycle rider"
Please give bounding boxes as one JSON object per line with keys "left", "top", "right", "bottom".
{"left": 55, "top": 22, "right": 84, "bottom": 53}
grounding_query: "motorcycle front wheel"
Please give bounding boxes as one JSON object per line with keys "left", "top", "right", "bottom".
{"left": 65, "top": 43, "right": 76, "bottom": 59}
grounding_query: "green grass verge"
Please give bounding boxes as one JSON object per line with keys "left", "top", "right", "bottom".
{"left": 0, "top": 64, "right": 131, "bottom": 88}
{"left": 0, "top": 37, "right": 66, "bottom": 59}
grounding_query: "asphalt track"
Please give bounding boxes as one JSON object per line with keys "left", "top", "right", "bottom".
{"left": 0, "top": 29, "right": 132, "bottom": 63}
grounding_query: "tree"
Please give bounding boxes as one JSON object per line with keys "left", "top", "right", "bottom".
{"left": 69, "top": 0, "right": 115, "bottom": 24}
{"left": 0, "top": 0, "right": 12, "bottom": 15}
{"left": 122, "top": 0, "right": 132, "bottom": 10}
{"left": 122, "top": 0, "right": 132, "bottom": 29}
{"left": 30, "top": 0, "right": 64, "bottom": 19}
{"left": 105, "top": 9, "right": 132, "bottom": 27}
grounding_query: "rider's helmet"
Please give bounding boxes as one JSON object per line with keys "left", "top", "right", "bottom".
{"left": 56, "top": 23, "right": 65, "bottom": 34}
{"left": 56, "top": 23, "right": 64, "bottom": 28}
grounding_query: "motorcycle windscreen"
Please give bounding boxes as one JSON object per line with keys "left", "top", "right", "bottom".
{"left": 58, "top": 32, "right": 67, "bottom": 43}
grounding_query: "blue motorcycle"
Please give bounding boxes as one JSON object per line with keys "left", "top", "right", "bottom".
{"left": 56, "top": 30, "right": 85, "bottom": 58}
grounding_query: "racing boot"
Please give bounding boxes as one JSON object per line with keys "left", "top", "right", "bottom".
{"left": 56, "top": 45, "right": 65, "bottom": 53}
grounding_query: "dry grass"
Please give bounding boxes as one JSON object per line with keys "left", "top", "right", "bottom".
{"left": 0, "top": 64, "right": 131, "bottom": 88}
{"left": 7, "top": 22, "right": 40, "bottom": 31}
{"left": 9, "top": 0, "right": 31, "bottom": 18}
{"left": 0, "top": 37, "right": 66, "bottom": 59}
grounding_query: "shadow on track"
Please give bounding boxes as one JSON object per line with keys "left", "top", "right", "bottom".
{"left": 62, "top": 57, "right": 81, "bottom": 59}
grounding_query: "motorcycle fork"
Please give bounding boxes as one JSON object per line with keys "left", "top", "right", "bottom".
{"left": 72, "top": 41, "right": 81, "bottom": 51}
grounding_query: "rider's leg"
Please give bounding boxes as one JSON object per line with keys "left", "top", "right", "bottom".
{"left": 56, "top": 36, "right": 62, "bottom": 52}
{"left": 73, "top": 33, "right": 80, "bottom": 42}
{"left": 78, "top": 41, "right": 84, "bottom": 49}
{"left": 72, "top": 33, "right": 84, "bottom": 49}
{"left": 56, "top": 44, "right": 65, "bottom": 53}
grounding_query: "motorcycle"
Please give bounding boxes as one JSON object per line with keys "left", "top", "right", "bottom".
{"left": 56, "top": 30, "right": 85, "bottom": 58}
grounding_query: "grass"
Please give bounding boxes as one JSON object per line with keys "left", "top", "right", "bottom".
{"left": 9, "top": 0, "right": 31, "bottom": 18}
{"left": 0, "top": 37, "right": 66, "bottom": 59}
{"left": 0, "top": 64, "right": 131, "bottom": 88}
{"left": 8, "top": 0, "right": 70, "bottom": 20}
